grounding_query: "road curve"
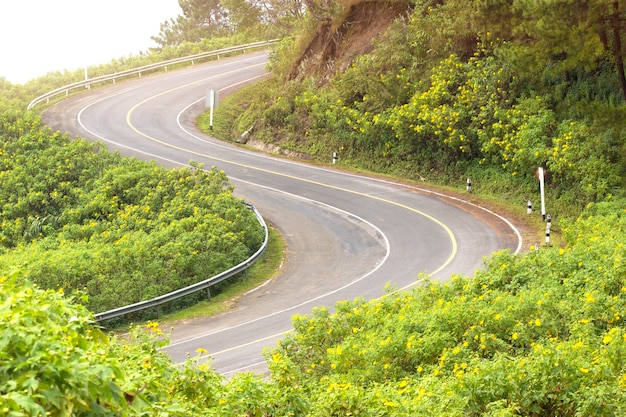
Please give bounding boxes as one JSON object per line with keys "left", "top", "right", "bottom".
{"left": 42, "top": 51, "right": 522, "bottom": 376}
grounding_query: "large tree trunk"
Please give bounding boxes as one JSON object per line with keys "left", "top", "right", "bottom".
{"left": 611, "top": 1, "right": 626, "bottom": 100}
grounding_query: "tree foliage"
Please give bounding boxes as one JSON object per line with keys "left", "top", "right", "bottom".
{"left": 472, "top": 0, "right": 626, "bottom": 98}
{"left": 151, "top": 0, "right": 304, "bottom": 48}
{"left": 152, "top": 0, "right": 231, "bottom": 47}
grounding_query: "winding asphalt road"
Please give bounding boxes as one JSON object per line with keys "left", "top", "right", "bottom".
{"left": 42, "top": 50, "right": 522, "bottom": 376}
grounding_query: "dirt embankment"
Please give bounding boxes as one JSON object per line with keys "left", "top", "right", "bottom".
{"left": 289, "top": 0, "right": 411, "bottom": 83}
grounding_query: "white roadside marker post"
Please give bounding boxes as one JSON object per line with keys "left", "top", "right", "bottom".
{"left": 206, "top": 89, "right": 220, "bottom": 130}
{"left": 537, "top": 167, "right": 546, "bottom": 221}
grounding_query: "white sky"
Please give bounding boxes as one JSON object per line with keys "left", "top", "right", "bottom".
{"left": 0, "top": 1, "right": 182, "bottom": 84}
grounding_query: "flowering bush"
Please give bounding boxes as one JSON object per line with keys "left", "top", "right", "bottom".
{"left": 264, "top": 200, "right": 626, "bottom": 416}
{"left": 0, "top": 269, "right": 233, "bottom": 416}
{"left": 0, "top": 107, "right": 264, "bottom": 314}
{"left": 234, "top": 45, "right": 623, "bottom": 202}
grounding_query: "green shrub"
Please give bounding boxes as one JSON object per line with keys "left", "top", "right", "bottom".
{"left": 0, "top": 269, "right": 229, "bottom": 416}
{"left": 0, "top": 106, "right": 264, "bottom": 314}
{"left": 263, "top": 200, "right": 626, "bottom": 416}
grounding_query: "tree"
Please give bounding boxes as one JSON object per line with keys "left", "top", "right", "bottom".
{"left": 604, "top": 1, "right": 626, "bottom": 99}
{"left": 259, "top": 0, "right": 306, "bottom": 35}
{"left": 221, "top": 0, "right": 263, "bottom": 34}
{"left": 152, "top": 0, "right": 230, "bottom": 48}
{"left": 303, "top": 0, "right": 342, "bottom": 23}
{"left": 473, "top": 0, "right": 626, "bottom": 100}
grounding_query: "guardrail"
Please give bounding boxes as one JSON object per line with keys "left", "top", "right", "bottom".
{"left": 95, "top": 204, "right": 268, "bottom": 322}
{"left": 27, "top": 39, "right": 278, "bottom": 110}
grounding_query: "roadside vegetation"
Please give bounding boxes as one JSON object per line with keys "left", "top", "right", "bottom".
{"left": 209, "top": 0, "right": 625, "bottom": 220}
{"left": 0, "top": 102, "right": 265, "bottom": 320}
{"left": 2, "top": 0, "right": 626, "bottom": 415}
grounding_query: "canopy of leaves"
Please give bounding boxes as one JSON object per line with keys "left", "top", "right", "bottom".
{"left": 151, "top": 0, "right": 304, "bottom": 48}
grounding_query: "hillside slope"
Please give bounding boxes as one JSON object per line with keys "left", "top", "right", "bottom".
{"left": 288, "top": 0, "right": 410, "bottom": 82}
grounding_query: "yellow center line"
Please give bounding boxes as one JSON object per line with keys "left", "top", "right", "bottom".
{"left": 126, "top": 83, "right": 458, "bottom": 277}
{"left": 126, "top": 72, "right": 457, "bottom": 276}
{"left": 127, "top": 71, "right": 458, "bottom": 361}
{"left": 200, "top": 330, "right": 291, "bottom": 359}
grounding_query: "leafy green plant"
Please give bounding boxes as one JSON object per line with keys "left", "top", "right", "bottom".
{"left": 0, "top": 268, "right": 239, "bottom": 416}
{"left": 262, "top": 200, "right": 626, "bottom": 416}
{"left": 0, "top": 270, "right": 127, "bottom": 416}
{"left": 0, "top": 104, "right": 264, "bottom": 316}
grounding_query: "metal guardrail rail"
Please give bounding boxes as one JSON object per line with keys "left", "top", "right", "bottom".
{"left": 95, "top": 205, "right": 268, "bottom": 322}
{"left": 27, "top": 39, "right": 278, "bottom": 110}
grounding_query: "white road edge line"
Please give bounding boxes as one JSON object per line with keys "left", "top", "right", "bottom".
{"left": 75, "top": 70, "right": 392, "bottom": 349}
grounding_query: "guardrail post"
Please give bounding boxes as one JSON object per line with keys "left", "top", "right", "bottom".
{"left": 207, "top": 287, "right": 212, "bottom": 300}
